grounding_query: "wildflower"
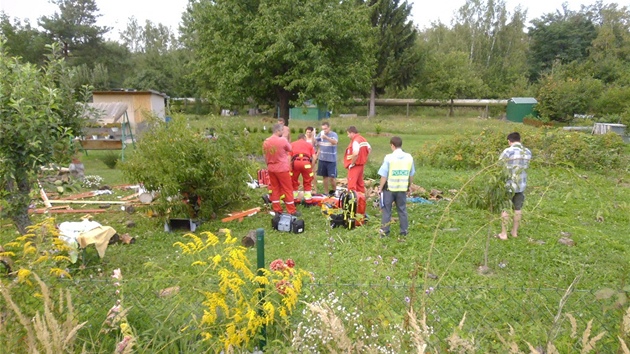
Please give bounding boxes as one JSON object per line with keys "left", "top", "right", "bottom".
{"left": 286, "top": 259, "right": 295, "bottom": 268}
{"left": 112, "top": 268, "right": 122, "bottom": 280}
{"left": 405, "top": 296, "right": 410, "bottom": 303}
{"left": 270, "top": 259, "right": 285, "bottom": 271}
{"left": 391, "top": 257, "right": 398, "bottom": 265}
{"left": 386, "top": 276, "right": 391, "bottom": 281}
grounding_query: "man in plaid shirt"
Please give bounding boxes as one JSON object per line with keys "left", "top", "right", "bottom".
{"left": 497, "top": 132, "right": 532, "bottom": 240}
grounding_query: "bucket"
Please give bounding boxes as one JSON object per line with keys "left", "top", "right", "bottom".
{"left": 139, "top": 192, "right": 154, "bottom": 204}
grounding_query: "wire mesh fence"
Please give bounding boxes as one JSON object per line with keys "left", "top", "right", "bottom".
{"left": 2, "top": 274, "right": 624, "bottom": 352}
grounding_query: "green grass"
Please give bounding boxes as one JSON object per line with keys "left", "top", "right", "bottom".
{"left": 2, "top": 112, "right": 629, "bottom": 352}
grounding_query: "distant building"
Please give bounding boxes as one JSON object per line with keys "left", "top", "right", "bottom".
{"left": 92, "top": 90, "right": 168, "bottom": 130}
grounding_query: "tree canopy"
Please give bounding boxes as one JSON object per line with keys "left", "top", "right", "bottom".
{"left": 183, "top": 0, "right": 376, "bottom": 120}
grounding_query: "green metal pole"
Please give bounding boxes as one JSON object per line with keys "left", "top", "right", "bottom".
{"left": 256, "top": 228, "right": 266, "bottom": 350}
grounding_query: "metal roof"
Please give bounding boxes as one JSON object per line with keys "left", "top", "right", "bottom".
{"left": 510, "top": 97, "right": 538, "bottom": 104}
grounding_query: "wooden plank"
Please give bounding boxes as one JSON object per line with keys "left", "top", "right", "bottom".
{"left": 79, "top": 139, "right": 123, "bottom": 150}
{"left": 29, "top": 209, "right": 108, "bottom": 214}
{"left": 48, "top": 200, "right": 128, "bottom": 205}
{"left": 221, "top": 207, "right": 261, "bottom": 222}
{"left": 58, "top": 191, "right": 98, "bottom": 200}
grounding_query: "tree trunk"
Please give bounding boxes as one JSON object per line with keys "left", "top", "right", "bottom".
{"left": 449, "top": 98, "right": 455, "bottom": 117}
{"left": 369, "top": 85, "right": 376, "bottom": 117}
{"left": 5, "top": 173, "right": 33, "bottom": 235}
{"left": 277, "top": 88, "right": 291, "bottom": 125}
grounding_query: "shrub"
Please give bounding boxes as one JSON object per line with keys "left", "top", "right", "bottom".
{"left": 415, "top": 127, "right": 629, "bottom": 172}
{"left": 291, "top": 127, "right": 296, "bottom": 134}
{"left": 536, "top": 73, "right": 603, "bottom": 122}
{"left": 98, "top": 152, "right": 119, "bottom": 169}
{"left": 120, "top": 115, "right": 255, "bottom": 220}
{"left": 298, "top": 127, "right": 304, "bottom": 134}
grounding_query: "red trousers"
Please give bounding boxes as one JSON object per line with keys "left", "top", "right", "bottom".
{"left": 346, "top": 164, "right": 365, "bottom": 193}
{"left": 269, "top": 170, "right": 296, "bottom": 214}
{"left": 291, "top": 159, "right": 314, "bottom": 192}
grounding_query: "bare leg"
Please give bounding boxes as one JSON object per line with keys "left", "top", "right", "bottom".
{"left": 498, "top": 211, "right": 509, "bottom": 240}
{"left": 511, "top": 210, "right": 522, "bottom": 238}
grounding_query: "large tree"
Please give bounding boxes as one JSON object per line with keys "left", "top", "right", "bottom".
{"left": 183, "top": 0, "right": 375, "bottom": 120}
{"left": 359, "top": 0, "right": 418, "bottom": 117}
{"left": 0, "top": 15, "right": 49, "bottom": 65}
{"left": 38, "top": 0, "right": 110, "bottom": 66}
{"left": 0, "top": 41, "right": 88, "bottom": 234}
{"left": 120, "top": 18, "right": 193, "bottom": 97}
{"left": 527, "top": 4, "right": 597, "bottom": 81}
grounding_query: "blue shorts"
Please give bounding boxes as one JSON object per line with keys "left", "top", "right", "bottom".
{"left": 317, "top": 160, "right": 337, "bottom": 178}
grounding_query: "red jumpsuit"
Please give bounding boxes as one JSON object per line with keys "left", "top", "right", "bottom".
{"left": 344, "top": 134, "right": 370, "bottom": 193}
{"left": 290, "top": 139, "right": 316, "bottom": 201}
{"left": 263, "top": 135, "right": 297, "bottom": 214}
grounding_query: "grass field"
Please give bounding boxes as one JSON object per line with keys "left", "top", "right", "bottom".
{"left": 1, "top": 111, "right": 629, "bottom": 352}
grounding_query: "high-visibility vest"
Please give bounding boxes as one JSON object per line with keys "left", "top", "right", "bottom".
{"left": 387, "top": 154, "right": 413, "bottom": 192}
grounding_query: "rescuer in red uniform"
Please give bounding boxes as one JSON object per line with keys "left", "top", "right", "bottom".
{"left": 344, "top": 126, "right": 371, "bottom": 193}
{"left": 263, "top": 124, "right": 300, "bottom": 216}
{"left": 290, "top": 134, "right": 316, "bottom": 203}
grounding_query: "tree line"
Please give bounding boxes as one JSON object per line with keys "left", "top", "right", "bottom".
{"left": 2, "top": 0, "right": 630, "bottom": 122}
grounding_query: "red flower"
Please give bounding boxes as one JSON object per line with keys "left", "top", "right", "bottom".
{"left": 270, "top": 259, "right": 286, "bottom": 271}
{"left": 286, "top": 259, "right": 295, "bottom": 268}
{"left": 275, "top": 280, "right": 292, "bottom": 295}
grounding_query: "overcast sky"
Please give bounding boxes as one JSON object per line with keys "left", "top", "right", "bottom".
{"left": 0, "top": 0, "right": 609, "bottom": 41}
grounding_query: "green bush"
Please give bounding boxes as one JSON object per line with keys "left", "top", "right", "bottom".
{"left": 120, "top": 115, "right": 255, "bottom": 219}
{"left": 415, "top": 127, "right": 628, "bottom": 172}
{"left": 98, "top": 152, "right": 119, "bottom": 169}
{"left": 536, "top": 73, "right": 603, "bottom": 122}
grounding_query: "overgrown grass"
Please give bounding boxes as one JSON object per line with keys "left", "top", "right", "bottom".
{"left": 1, "top": 113, "right": 629, "bottom": 352}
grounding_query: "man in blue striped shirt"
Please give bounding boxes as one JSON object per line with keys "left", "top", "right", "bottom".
{"left": 497, "top": 132, "right": 532, "bottom": 240}
{"left": 316, "top": 122, "right": 339, "bottom": 195}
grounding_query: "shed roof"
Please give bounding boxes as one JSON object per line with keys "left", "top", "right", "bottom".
{"left": 510, "top": 97, "right": 538, "bottom": 104}
{"left": 93, "top": 89, "right": 168, "bottom": 98}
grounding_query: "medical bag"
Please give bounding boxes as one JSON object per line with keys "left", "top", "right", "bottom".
{"left": 272, "top": 213, "right": 305, "bottom": 234}
{"left": 257, "top": 169, "right": 270, "bottom": 186}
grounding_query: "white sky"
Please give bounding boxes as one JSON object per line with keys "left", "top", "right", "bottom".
{"left": 0, "top": 0, "right": 610, "bottom": 41}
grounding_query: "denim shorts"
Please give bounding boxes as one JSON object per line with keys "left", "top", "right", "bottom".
{"left": 317, "top": 160, "right": 337, "bottom": 178}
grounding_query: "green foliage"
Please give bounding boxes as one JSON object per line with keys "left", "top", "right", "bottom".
{"left": 536, "top": 71, "right": 604, "bottom": 122}
{"left": 120, "top": 115, "right": 255, "bottom": 220}
{"left": 38, "top": 0, "right": 110, "bottom": 67}
{"left": 0, "top": 41, "right": 89, "bottom": 233}
{"left": 98, "top": 152, "right": 119, "bottom": 169}
{"left": 184, "top": 0, "right": 376, "bottom": 118}
{"left": 527, "top": 6, "right": 597, "bottom": 81}
{"left": 416, "top": 127, "right": 629, "bottom": 172}
{"left": 361, "top": 0, "right": 419, "bottom": 99}
{"left": 461, "top": 161, "right": 511, "bottom": 213}
{"left": 419, "top": 51, "right": 488, "bottom": 102}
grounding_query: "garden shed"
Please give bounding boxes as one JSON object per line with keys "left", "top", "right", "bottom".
{"left": 289, "top": 101, "right": 328, "bottom": 121}
{"left": 506, "top": 97, "right": 538, "bottom": 123}
{"left": 92, "top": 90, "right": 168, "bottom": 130}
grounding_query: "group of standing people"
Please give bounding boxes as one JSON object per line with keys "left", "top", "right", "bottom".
{"left": 263, "top": 119, "right": 416, "bottom": 238}
{"left": 263, "top": 118, "right": 530, "bottom": 240}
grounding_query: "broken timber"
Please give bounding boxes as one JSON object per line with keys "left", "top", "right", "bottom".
{"left": 221, "top": 207, "right": 261, "bottom": 222}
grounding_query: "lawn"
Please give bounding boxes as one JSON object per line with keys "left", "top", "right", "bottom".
{"left": 1, "top": 111, "right": 629, "bottom": 353}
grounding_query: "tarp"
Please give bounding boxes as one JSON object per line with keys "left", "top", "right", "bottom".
{"left": 82, "top": 102, "right": 128, "bottom": 123}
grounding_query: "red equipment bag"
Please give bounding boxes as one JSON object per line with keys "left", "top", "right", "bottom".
{"left": 257, "top": 169, "right": 270, "bottom": 186}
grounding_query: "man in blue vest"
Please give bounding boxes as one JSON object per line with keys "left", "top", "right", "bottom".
{"left": 377, "top": 136, "right": 415, "bottom": 239}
